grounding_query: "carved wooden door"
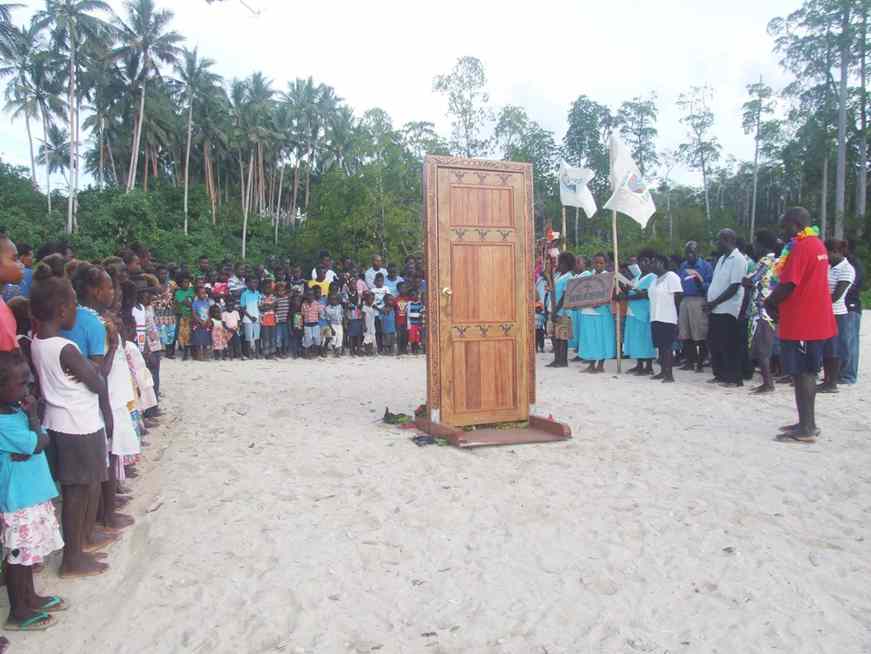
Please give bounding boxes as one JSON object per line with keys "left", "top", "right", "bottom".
{"left": 423, "top": 156, "right": 535, "bottom": 428}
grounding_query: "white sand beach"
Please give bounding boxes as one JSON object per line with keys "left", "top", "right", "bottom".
{"left": 11, "top": 319, "right": 871, "bottom": 654}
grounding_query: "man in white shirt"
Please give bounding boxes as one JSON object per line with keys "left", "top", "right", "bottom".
{"left": 310, "top": 251, "right": 337, "bottom": 285}
{"left": 819, "top": 239, "right": 855, "bottom": 393}
{"left": 704, "top": 229, "right": 747, "bottom": 387}
{"left": 365, "top": 255, "right": 388, "bottom": 290}
{"left": 649, "top": 254, "right": 684, "bottom": 383}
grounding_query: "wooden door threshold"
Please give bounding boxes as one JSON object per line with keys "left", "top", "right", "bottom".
{"left": 415, "top": 415, "right": 572, "bottom": 448}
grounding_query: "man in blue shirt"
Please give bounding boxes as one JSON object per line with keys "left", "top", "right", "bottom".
{"left": 677, "top": 241, "right": 713, "bottom": 372}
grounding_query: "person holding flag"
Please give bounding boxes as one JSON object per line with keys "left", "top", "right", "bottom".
{"left": 601, "top": 134, "right": 657, "bottom": 373}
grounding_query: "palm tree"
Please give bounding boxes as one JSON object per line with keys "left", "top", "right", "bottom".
{"left": 114, "top": 0, "right": 182, "bottom": 193}
{"left": 80, "top": 39, "right": 124, "bottom": 189}
{"left": 175, "top": 46, "right": 220, "bottom": 234}
{"left": 34, "top": 0, "right": 113, "bottom": 233}
{"left": 36, "top": 122, "right": 70, "bottom": 185}
{"left": 28, "top": 44, "right": 66, "bottom": 211}
{"left": 0, "top": 3, "right": 21, "bottom": 54}
{"left": 2, "top": 24, "right": 42, "bottom": 190}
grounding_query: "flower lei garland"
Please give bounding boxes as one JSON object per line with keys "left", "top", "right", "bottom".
{"left": 772, "top": 225, "right": 820, "bottom": 280}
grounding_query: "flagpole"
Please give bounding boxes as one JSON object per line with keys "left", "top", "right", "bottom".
{"left": 561, "top": 206, "right": 567, "bottom": 252}
{"left": 612, "top": 209, "right": 622, "bottom": 374}
{"left": 575, "top": 207, "right": 580, "bottom": 246}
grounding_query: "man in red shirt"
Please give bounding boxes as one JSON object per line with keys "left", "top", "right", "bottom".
{"left": 765, "top": 207, "right": 837, "bottom": 443}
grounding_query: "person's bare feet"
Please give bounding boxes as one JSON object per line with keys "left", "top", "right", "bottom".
{"left": 59, "top": 556, "right": 108, "bottom": 579}
{"left": 103, "top": 513, "right": 135, "bottom": 531}
{"left": 83, "top": 528, "right": 120, "bottom": 552}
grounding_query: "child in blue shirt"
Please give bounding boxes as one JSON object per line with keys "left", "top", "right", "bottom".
{"left": 0, "top": 350, "right": 65, "bottom": 631}
{"left": 380, "top": 295, "right": 398, "bottom": 355}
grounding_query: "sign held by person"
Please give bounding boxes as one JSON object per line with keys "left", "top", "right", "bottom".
{"left": 563, "top": 272, "right": 614, "bottom": 309}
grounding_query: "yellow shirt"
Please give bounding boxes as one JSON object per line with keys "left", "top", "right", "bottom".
{"left": 308, "top": 278, "right": 331, "bottom": 296}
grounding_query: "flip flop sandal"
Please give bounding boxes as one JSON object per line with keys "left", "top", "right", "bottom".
{"left": 4, "top": 612, "right": 55, "bottom": 632}
{"left": 775, "top": 432, "right": 818, "bottom": 444}
{"left": 39, "top": 596, "right": 68, "bottom": 613}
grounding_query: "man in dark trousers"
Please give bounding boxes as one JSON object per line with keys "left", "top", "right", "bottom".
{"left": 765, "top": 207, "right": 836, "bottom": 444}
{"left": 704, "top": 229, "right": 747, "bottom": 387}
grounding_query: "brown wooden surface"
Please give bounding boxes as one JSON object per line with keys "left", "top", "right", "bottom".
{"left": 423, "top": 156, "right": 535, "bottom": 428}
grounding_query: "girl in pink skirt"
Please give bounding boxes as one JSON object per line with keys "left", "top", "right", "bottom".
{"left": 0, "top": 350, "right": 65, "bottom": 631}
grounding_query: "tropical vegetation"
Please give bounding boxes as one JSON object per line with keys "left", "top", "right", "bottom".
{"left": 0, "top": 0, "right": 870, "bottom": 269}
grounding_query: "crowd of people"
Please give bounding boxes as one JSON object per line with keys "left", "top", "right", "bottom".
{"left": 539, "top": 207, "right": 862, "bottom": 442}
{"left": 0, "top": 237, "right": 432, "bottom": 646}
{"left": 0, "top": 205, "right": 861, "bottom": 646}
{"left": 148, "top": 252, "right": 428, "bottom": 363}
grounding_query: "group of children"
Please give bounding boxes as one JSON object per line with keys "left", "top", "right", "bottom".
{"left": 0, "top": 248, "right": 161, "bottom": 642}
{"left": 170, "top": 270, "right": 427, "bottom": 361}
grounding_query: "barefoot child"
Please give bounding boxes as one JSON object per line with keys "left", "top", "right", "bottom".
{"left": 221, "top": 299, "right": 241, "bottom": 360}
{"left": 362, "top": 292, "right": 377, "bottom": 356}
{"left": 174, "top": 275, "right": 194, "bottom": 361}
{"left": 191, "top": 285, "right": 212, "bottom": 362}
{"left": 210, "top": 304, "right": 228, "bottom": 360}
{"left": 30, "top": 266, "right": 111, "bottom": 579}
{"left": 0, "top": 350, "right": 65, "bottom": 631}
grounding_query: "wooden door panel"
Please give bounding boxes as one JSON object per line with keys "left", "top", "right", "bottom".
{"left": 424, "top": 156, "right": 535, "bottom": 428}
{"left": 450, "top": 244, "right": 515, "bottom": 323}
{"left": 451, "top": 339, "right": 517, "bottom": 413}
{"left": 449, "top": 185, "right": 515, "bottom": 227}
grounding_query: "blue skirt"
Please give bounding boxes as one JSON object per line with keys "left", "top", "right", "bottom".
{"left": 624, "top": 315, "right": 655, "bottom": 359}
{"left": 579, "top": 311, "right": 616, "bottom": 361}
{"left": 569, "top": 309, "right": 582, "bottom": 351}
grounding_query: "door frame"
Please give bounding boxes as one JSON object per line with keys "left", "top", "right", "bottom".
{"left": 422, "top": 155, "right": 537, "bottom": 427}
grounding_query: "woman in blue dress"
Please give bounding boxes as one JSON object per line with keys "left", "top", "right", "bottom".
{"left": 623, "top": 250, "right": 657, "bottom": 375}
{"left": 580, "top": 253, "right": 617, "bottom": 373}
{"left": 547, "top": 252, "right": 575, "bottom": 368}
{"left": 569, "top": 256, "right": 590, "bottom": 362}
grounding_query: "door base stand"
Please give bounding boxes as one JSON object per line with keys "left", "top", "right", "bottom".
{"left": 415, "top": 415, "right": 572, "bottom": 449}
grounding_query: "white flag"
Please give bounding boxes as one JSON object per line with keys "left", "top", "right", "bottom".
{"left": 603, "top": 134, "right": 656, "bottom": 228}
{"left": 559, "top": 162, "right": 597, "bottom": 218}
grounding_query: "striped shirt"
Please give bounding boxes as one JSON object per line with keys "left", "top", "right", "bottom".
{"left": 275, "top": 296, "right": 290, "bottom": 323}
{"left": 829, "top": 258, "right": 855, "bottom": 316}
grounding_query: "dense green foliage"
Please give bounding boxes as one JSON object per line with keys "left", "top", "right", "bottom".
{"left": 1, "top": 0, "right": 871, "bottom": 275}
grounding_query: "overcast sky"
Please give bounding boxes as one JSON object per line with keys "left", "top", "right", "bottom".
{"left": 0, "top": 0, "right": 800, "bottom": 187}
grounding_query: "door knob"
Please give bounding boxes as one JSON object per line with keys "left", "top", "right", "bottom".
{"left": 442, "top": 287, "right": 453, "bottom": 296}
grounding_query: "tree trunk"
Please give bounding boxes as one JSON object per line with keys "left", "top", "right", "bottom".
{"left": 858, "top": 8, "right": 868, "bottom": 229}
{"left": 25, "top": 112, "right": 37, "bottom": 191}
{"left": 701, "top": 157, "right": 712, "bottom": 227}
{"left": 40, "top": 109, "right": 51, "bottom": 213}
{"left": 242, "top": 150, "right": 254, "bottom": 259}
{"left": 821, "top": 151, "right": 829, "bottom": 237}
{"left": 98, "top": 115, "right": 105, "bottom": 191}
{"left": 107, "top": 131, "right": 119, "bottom": 188}
{"left": 834, "top": 6, "right": 850, "bottom": 240}
{"left": 143, "top": 146, "right": 149, "bottom": 193}
{"left": 66, "top": 47, "right": 76, "bottom": 234}
{"left": 127, "top": 68, "right": 148, "bottom": 193}
{"left": 750, "top": 121, "right": 761, "bottom": 241}
{"left": 184, "top": 93, "right": 193, "bottom": 235}
{"left": 290, "top": 162, "right": 300, "bottom": 225}
{"left": 274, "top": 165, "right": 284, "bottom": 245}
{"left": 73, "top": 95, "right": 81, "bottom": 230}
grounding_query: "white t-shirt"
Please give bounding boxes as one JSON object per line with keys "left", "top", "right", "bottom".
{"left": 310, "top": 268, "right": 337, "bottom": 284}
{"left": 365, "top": 267, "right": 388, "bottom": 289}
{"left": 829, "top": 258, "right": 856, "bottom": 316}
{"left": 707, "top": 249, "right": 747, "bottom": 317}
{"left": 31, "top": 336, "right": 104, "bottom": 434}
{"left": 649, "top": 271, "right": 683, "bottom": 324}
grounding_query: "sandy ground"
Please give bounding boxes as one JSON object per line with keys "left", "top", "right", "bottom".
{"left": 9, "top": 318, "right": 871, "bottom": 654}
